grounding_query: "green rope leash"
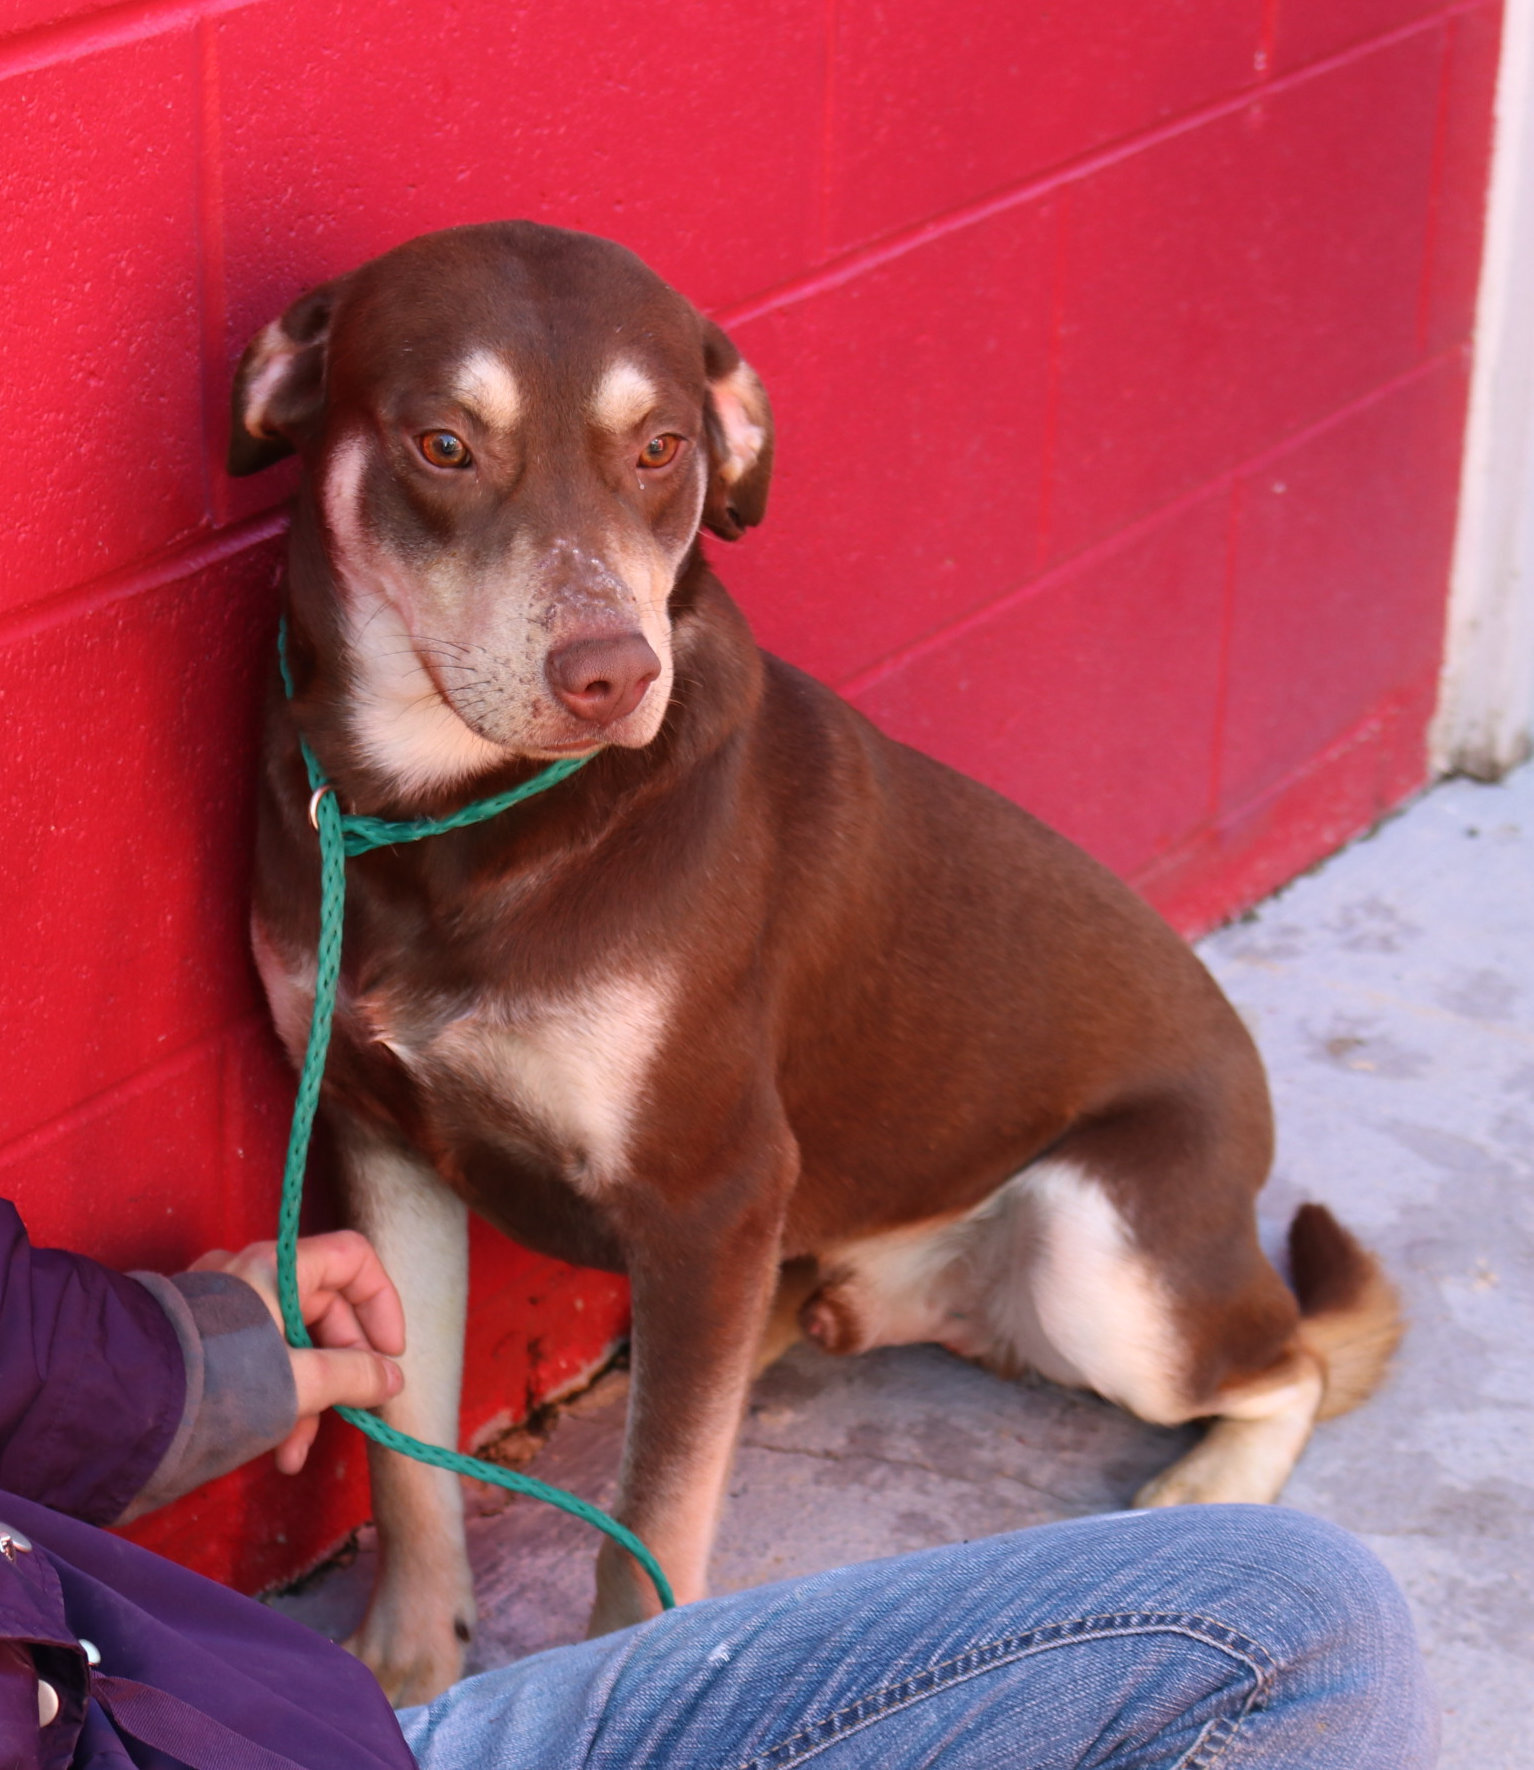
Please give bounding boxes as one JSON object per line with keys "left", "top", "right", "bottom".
{"left": 273, "top": 621, "right": 675, "bottom": 1611}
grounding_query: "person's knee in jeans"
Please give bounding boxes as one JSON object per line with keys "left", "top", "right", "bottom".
{"left": 1141, "top": 1504, "right": 1436, "bottom": 1765}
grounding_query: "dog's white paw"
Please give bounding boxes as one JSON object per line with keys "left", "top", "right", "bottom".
{"left": 1133, "top": 1463, "right": 1212, "bottom": 1509}
{"left": 344, "top": 1603, "right": 472, "bottom": 1707}
{"left": 1133, "top": 1427, "right": 1295, "bottom": 1509}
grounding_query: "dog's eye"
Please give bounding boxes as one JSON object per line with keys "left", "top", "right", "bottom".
{"left": 419, "top": 431, "right": 473, "bottom": 469}
{"left": 638, "top": 434, "right": 682, "bottom": 470}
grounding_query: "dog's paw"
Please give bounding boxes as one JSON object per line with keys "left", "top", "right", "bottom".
{"left": 344, "top": 1609, "right": 471, "bottom": 1707}
{"left": 1132, "top": 1465, "right": 1205, "bottom": 1509}
{"left": 586, "top": 1539, "right": 671, "bottom": 1639}
{"left": 584, "top": 1586, "right": 656, "bottom": 1640}
{"left": 1132, "top": 1431, "right": 1293, "bottom": 1509}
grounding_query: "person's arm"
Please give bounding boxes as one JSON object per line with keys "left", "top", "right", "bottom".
{"left": 126, "top": 1232, "right": 407, "bottom": 1514}
{"left": 0, "top": 1200, "right": 404, "bottom": 1524}
{"left": 0, "top": 1199, "right": 186, "bottom": 1525}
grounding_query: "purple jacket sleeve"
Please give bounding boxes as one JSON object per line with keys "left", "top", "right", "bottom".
{"left": 0, "top": 1204, "right": 413, "bottom": 1770}
{"left": 0, "top": 1201, "right": 184, "bottom": 1527}
{"left": 120, "top": 1271, "right": 297, "bottom": 1519}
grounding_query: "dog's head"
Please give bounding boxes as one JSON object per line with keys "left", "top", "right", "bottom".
{"left": 230, "top": 223, "right": 772, "bottom": 790}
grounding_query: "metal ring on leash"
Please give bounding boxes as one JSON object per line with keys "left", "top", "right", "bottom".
{"left": 307, "top": 784, "right": 336, "bottom": 830}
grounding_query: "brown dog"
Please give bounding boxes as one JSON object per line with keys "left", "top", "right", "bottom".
{"left": 232, "top": 221, "right": 1400, "bottom": 1704}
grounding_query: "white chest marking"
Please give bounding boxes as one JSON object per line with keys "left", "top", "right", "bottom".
{"left": 257, "top": 903, "right": 674, "bottom": 1190}
{"left": 415, "top": 974, "right": 675, "bottom": 1187}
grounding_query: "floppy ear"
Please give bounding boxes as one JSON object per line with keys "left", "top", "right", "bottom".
{"left": 700, "top": 318, "right": 773, "bottom": 540}
{"left": 227, "top": 278, "right": 348, "bottom": 476}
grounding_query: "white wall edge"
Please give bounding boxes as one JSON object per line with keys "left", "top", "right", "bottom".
{"left": 1431, "top": 0, "right": 1534, "bottom": 780}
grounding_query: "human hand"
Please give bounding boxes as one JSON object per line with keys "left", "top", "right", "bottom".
{"left": 190, "top": 1231, "right": 405, "bottom": 1473}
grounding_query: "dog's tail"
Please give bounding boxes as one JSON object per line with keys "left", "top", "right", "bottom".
{"left": 1288, "top": 1202, "right": 1402, "bottom": 1421}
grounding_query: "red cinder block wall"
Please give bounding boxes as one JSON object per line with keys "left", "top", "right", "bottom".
{"left": 0, "top": 0, "right": 1501, "bottom": 1590}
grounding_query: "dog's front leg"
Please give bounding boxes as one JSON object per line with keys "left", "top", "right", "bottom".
{"left": 334, "top": 1122, "right": 475, "bottom": 1706}
{"left": 588, "top": 1137, "right": 796, "bottom": 1637}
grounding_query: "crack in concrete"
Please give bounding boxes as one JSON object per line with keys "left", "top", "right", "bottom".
{"left": 738, "top": 1434, "right": 1096, "bottom": 1510}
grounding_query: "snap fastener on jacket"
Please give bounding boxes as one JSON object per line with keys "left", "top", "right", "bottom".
{"left": 37, "top": 1680, "right": 59, "bottom": 1726}
{"left": 79, "top": 1638, "right": 101, "bottom": 1667}
{"left": 0, "top": 1525, "right": 32, "bottom": 1560}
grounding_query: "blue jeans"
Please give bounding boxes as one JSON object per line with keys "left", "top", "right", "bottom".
{"left": 398, "top": 1506, "right": 1436, "bottom": 1768}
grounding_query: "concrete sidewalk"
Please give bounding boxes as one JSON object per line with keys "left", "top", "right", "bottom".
{"left": 277, "top": 763, "right": 1534, "bottom": 1769}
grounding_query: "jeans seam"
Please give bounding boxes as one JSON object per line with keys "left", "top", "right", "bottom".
{"left": 733, "top": 1611, "right": 1279, "bottom": 1770}
{"left": 1175, "top": 1643, "right": 1274, "bottom": 1770}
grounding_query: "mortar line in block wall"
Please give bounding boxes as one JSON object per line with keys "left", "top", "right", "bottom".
{"left": 0, "top": 509, "right": 286, "bottom": 651}
{"left": 834, "top": 349, "right": 1467, "bottom": 703}
{"left": 1128, "top": 674, "right": 1439, "bottom": 932}
{"left": 0, "top": 0, "right": 261, "bottom": 80}
{"left": 836, "top": 484, "right": 1241, "bottom": 704}
{"left": 0, "top": 1016, "right": 253, "bottom": 1177}
{"left": 714, "top": 0, "right": 1486, "bottom": 334}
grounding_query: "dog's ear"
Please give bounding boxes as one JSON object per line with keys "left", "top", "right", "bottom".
{"left": 700, "top": 319, "right": 773, "bottom": 540}
{"left": 227, "top": 278, "right": 348, "bottom": 476}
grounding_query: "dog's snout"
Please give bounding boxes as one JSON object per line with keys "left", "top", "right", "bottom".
{"left": 546, "top": 632, "right": 661, "bottom": 726}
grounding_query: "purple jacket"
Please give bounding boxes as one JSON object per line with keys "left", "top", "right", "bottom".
{"left": 0, "top": 1200, "right": 415, "bottom": 1770}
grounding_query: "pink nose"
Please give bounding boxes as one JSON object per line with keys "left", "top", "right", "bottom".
{"left": 545, "top": 632, "right": 661, "bottom": 725}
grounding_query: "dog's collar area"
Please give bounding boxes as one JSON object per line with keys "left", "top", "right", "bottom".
{"left": 277, "top": 618, "right": 599, "bottom": 856}
{"left": 317, "top": 755, "right": 597, "bottom": 857}
{"left": 269, "top": 618, "right": 672, "bottom": 1610}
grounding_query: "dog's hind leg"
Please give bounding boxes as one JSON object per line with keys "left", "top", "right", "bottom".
{"left": 955, "top": 1131, "right": 1396, "bottom": 1508}
{"left": 1136, "top": 1203, "right": 1401, "bottom": 1506}
{"left": 969, "top": 1152, "right": 1326, "bottom": 1505}
{"left": 335, "top": 1122, "right": 475, "bottom": 1707}
{"left": 1133, "top": 1353, "right": 1324, "bottom": 1506}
